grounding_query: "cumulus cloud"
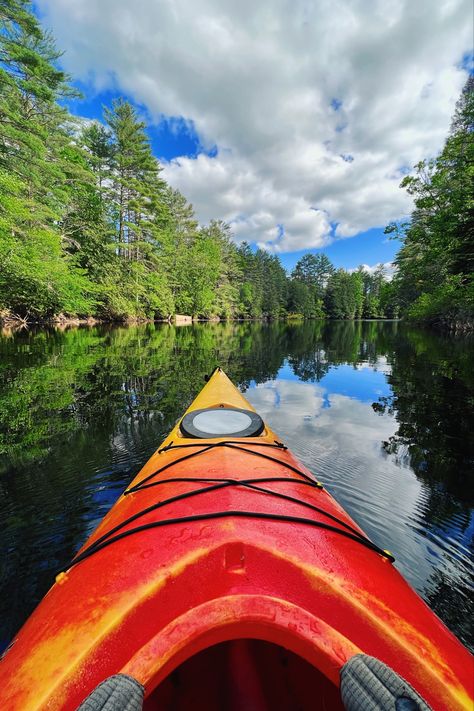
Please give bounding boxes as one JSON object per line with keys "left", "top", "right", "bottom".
{"left": 38, "top": 0, "right": 472, "bottom": 251}
{"left": 348, "top": 262, "right": 397, "bottom": 280}
{"left": 245, "top": 378, "right": 436, "bottom": 585}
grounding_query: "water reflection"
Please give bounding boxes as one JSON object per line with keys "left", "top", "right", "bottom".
{"left": 0, "top": 321, "right": 472, "bottom": 651}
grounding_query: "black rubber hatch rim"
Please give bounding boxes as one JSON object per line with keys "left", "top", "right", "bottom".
{"left": 180, "top": 407, "right": 265, "bottom": 439}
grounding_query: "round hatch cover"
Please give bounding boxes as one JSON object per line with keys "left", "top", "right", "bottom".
{"left": 180, "top": 407, "right": 264, "bottom": 439}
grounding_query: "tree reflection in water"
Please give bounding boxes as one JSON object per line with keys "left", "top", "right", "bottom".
{"left": 0, "top": 321, "right": 472, "bottom": 651}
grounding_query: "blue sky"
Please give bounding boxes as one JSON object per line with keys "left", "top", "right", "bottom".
{"left": 38, "top": 0, "right": 472, "bottom": 271}
{"left": 67, "top": 86, "right": 211, "bottom": 162}
{"left": 278, "top": 229, "right": 401, "bottom": 273}
{"left": 65, "top": 77, "right": 405, "bottom": 273}
{"left": 66, "top": 84, "right": 401, "bottom": 271}
{"left": 275, "top": 361, "right": 392, "bottom": 403}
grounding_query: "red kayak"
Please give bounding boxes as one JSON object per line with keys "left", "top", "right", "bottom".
{"left": 0, "top": 368, "right": 472, "bottom": 710}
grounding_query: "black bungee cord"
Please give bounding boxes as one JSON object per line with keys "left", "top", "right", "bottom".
{"left": 58, "top": 439, "right": 395, "bottom": 575}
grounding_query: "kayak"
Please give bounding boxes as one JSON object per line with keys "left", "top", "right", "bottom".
{"left": 0, "top": 368, "right": 472, "bottom": 710}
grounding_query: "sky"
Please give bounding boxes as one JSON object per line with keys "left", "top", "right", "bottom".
{"left": 36, "top": 0, "right": 473, "bottom": 272}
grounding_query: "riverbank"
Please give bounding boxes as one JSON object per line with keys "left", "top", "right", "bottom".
{"left": 0, "top": 310, "right": 298, "bottom": 329}
{"left": 0, "top": 311, "right": 171, "bottom": 330}
{"left": 3, "top": 308, "right": 473, "bottom": 334}
{"left": 431, "top": 316, "right": 474, "bottom": 334}
{"left": 0, "top": 311, "right": 389, "bottom": 331}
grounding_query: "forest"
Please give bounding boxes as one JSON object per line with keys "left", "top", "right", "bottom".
{"left": 0, "top": 1, "right": 472, "bottom": 326}
{"left": 387, "top": 75, "right": 473, "bottom": 329}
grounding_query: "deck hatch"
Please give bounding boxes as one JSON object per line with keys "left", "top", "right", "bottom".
{"left": 180, "top": 407, "right": 264, "bottom": 439}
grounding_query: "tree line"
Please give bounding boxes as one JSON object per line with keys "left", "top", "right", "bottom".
{"left": 1, "top": 2, "right": 470, "bottom": 326}
{"left": 0, "top": 1, "right": 399, "bottom": 323}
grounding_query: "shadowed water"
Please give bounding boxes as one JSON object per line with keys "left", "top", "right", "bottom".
{"left": 0, "top": 320, "right": 473, "bottom": 652}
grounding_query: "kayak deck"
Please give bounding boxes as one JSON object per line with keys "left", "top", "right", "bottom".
{"left": 0, "top": 368, "right": 472, "bottom": 710}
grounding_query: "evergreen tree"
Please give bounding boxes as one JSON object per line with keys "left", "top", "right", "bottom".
{"left": 236, "top": 243, "right": 262, "bottom": 318}
{"left": 166, "top": 188, "right": 200, "bottom": 314}
{"left": 104, "top": 99, "right": 167, "bottom": 262}
{"left": 291, "top": 253, "right": 334, "bottom": 298}
{"left": 202, "top": 220, "right": 241, "bottom": 318}
{"left": 81, "top": 123, "right": 114, "bottom": 197}
{"left": 100, "top": 99, "right": 173, "bottom": 318}
{"left": 0, "top": 0, "right": 95, "bottom": 317}
{"left": 362, "top": 265, "right": 385, "bottom": 318}
{"left": 287, "top": 280, "right": 313, "bottom": 316}
{"left": 325, "top": 270, "right": 358, "bottom": 319}
{"left": 391, "top": 77, "right": 474, "bottom": 325}
{"left": 352, "top": 269, "right": 364, "bottom": 319}
{"left": 257, "top": 250, "right": 288, "bottom": 317}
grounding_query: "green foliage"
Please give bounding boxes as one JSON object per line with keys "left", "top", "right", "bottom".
{"left": 392, "top": 76, "right": 474, "bottom": 327}
{"left": 291, "top": 253, "right": 334, "bottom": 299}
{"left": 234, "top": 244, "right": 288, "bottom": 319}
{"left": 352, "top": 270, "right": 364, "bottom": 319}
{"left": 287, "top": 280, "right": 313, "bottom": 316}
{"left": 0, "top": 2, "right": 398, "bottom": 324}
{"left": 379, "top": 280, "right": 399, "bottom": 318}
{"left": 325, "top": 270, "right": 359, "bottom": 318}
{"left": 0, "top": 2, "right": 94, "bottom": 317}
{"left": 407, "top": 275, "right": 474, "bottom": 323}
{"left": 360, "top": 265, "right": 386, "bottom": 319}
{"left": 290, "top": 254, "right": 334, "bottom": 317}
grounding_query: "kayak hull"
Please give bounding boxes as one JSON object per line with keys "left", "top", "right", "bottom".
{"left": 0, "top": 369, "right": 472, "bottom": 710}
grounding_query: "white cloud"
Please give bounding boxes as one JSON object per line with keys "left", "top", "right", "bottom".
{"left": 348, "top": 262, "right": 397, "bottom": 280}
{"left": 245, "top": 378, "right": 434, "bottom": 587}
{"left": 38, "top": 0, "right": 472, "bottom": 251}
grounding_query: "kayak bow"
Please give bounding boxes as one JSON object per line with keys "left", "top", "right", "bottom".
{"left": 0, "top": 368, "right": 472, "bottom": 710}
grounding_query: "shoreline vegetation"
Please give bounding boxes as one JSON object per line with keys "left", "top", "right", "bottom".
{"left": 0, "top": 4, "right": 472, "bottom": 332}
{"left": 1, "top": 308, "right": 471, "bottom": 335}
{"left": 0, "top": 311, "right": 404, "bottom": 329}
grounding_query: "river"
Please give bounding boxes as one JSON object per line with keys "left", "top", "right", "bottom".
{"left": 0, "top": 320, "right": 473, "bottom": 652}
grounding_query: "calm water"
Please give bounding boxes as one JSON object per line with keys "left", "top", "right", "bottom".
{"left": 0, "top": 321, "right": 473, "bottom": 652}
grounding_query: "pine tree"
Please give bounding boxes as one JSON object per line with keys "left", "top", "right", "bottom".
{"left": 101, "top": 99, "right": 173, "bottom": 318}
{"left": 0, "top": 0, "right": 95, "bottom": 317}
{"left": 237, "top": 242, "right": 261, "bottom": 317}
{"left": 201, "top": 220, "right": 241, "bottom": 318}
{"left": 291, "top": 253, "right": 334, "bottom": 297}
{"left": 105, "top": 99, "right": 166, "bottom": 260}
{"left": 325, "top": 270, "right": 358, "bottom": 319}
{"left": 165, "top": 188, "right": 199, "bottom": 314}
